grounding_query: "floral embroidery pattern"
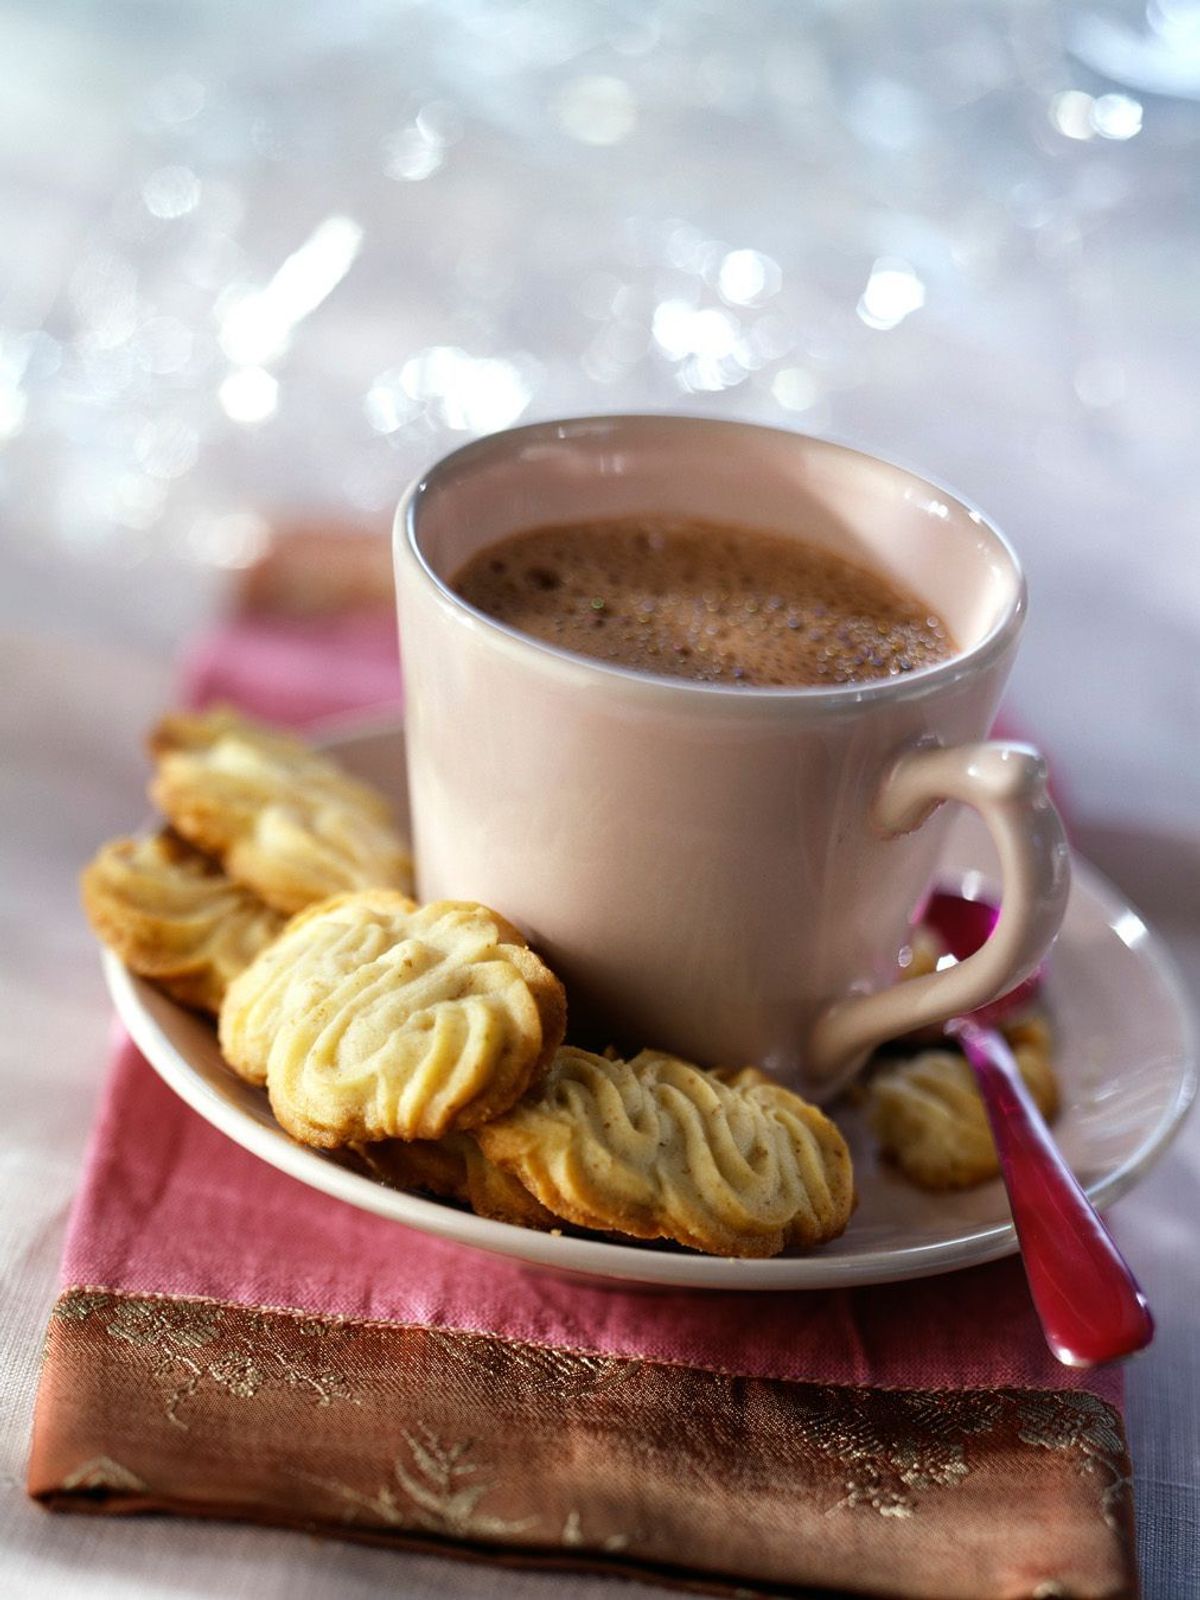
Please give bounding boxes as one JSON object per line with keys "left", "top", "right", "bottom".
{"left": 809, "top": 1387, "right": 1003, "bottom": 1518}
{"left": 51, "top": 1290, "right": 115, "bottom": 1325}
{"left": 60, "top": 1456, "right": 147, "bottom": 1493}
{"left": 53, "top": 1289, "right": 357, "bottom": 1431}
{"left": 40, "top": 1288, "right": 1133, "bottom": 1593}
{"left": 443, "top": 1330, "right": 636, "bottom": 1405}
{"left": 300, "top": 1425, "right": 537, "bottom": 1540}
{"left": 1016, "top": 1389, "right": 1132, "bottom": 1531}
{"left": 805, "top": 1385, "right": 1131, "bottom": 1527}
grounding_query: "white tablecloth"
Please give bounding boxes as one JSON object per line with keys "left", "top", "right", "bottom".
{"left": 2, "top": 2, "right": 1198, "bottom": 1593}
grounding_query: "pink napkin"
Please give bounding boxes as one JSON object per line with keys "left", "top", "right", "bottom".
{"left": 77, "top": 605, "right": 1115, "bottom": 1388}
{"left": 29, "top": 601, "right": 1136, "bottom": 1600}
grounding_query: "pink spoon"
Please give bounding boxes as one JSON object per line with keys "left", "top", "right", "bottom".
{"left": 922, "top": 889, "right": 1154, "bottom": 1368}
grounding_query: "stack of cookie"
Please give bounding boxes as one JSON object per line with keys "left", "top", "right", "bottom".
{"left": 81, "top": 708, "right": 857, "bottom": 1259}
{"left": 82, "top": 707, "right": 1059, "bottom": 1257}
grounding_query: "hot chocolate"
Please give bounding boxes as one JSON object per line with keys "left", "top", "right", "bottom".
{"left": 451, "top": 515, "right": 954, "bottom": 687}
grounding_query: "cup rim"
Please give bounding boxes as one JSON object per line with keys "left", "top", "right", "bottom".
{"left": 395, "top": 413, "right": 1026, "bottom": 713}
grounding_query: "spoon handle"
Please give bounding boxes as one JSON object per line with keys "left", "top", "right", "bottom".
{"left": 950, "top": 1018, "right": 1154, "bottom": 1368}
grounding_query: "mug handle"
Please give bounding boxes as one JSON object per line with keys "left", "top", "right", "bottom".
{"left": 808, "top": 741, "right": 1071, "bottom": 1085}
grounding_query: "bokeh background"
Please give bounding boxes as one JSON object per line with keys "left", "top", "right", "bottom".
{"left": 2, "top": 0, "right": 1199, "bottom": 820}
{"left": 2, "top": 5, "right": 1199, "bottom": 1596}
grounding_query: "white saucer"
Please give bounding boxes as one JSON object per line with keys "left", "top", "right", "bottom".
{"left": 102, "top": 718, "right": 1197, "bottom": 1292}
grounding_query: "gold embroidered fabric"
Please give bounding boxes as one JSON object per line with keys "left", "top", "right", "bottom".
{"left": 28, "top": 1289, "right": 1136, "bottom": 1599}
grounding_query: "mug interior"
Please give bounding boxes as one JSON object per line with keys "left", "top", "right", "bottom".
{"left": 403, "top": 416, "right": 1022, "bottom": 672}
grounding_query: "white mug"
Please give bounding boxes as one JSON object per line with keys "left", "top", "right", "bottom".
{"left": 394, "top": 416, "right": 1069, "bottom": 1100}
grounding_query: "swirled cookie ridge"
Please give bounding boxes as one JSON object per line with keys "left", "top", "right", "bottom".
{"left": 81, "top": 831, "right": 285, "bottom": 1013}
{"left": 149, "top": 707, "right": 413, "bottom": 915}
{"left": 219, "top": 890, "right": 566, "bottom": 1143}
{"left": 476, "top": 1047, "right": 853, "bottom": 1258}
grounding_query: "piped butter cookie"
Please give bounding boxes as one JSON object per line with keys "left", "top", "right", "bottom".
{"left": 149, "top": 706, "right": 413, "bottom": 915}
{"left": 866, "top": 1015, "right": 1060, "bottom": 1190}
{"left": 81, "top": 831, "right": 285, "bottom": 1014}
{"left": 219, "top": 890, "right": 566, "bottom": 1144}
{"left": 475, "top": 1047, "right": 854, "bottom": 1258}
